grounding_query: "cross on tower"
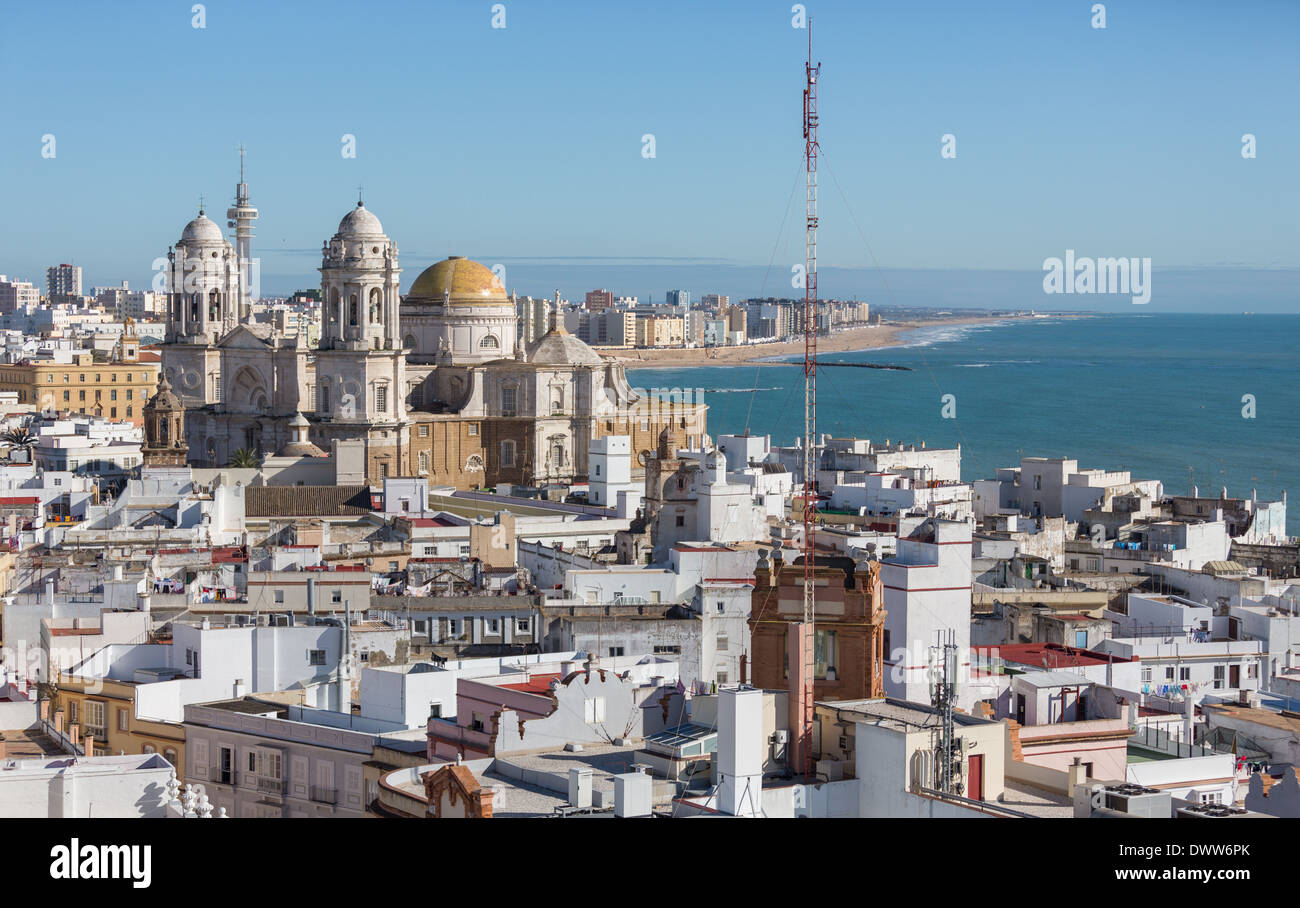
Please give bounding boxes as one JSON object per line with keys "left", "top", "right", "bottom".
{"left": 198, "top": 194, "right": 205, "bottom": 214}
{"left": 357, "top": 183, "right": 364, "bottom": 205}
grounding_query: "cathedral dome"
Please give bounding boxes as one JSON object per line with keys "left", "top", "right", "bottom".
{"left": 179, "top": 212, "right": 225, "bottom": 245}
{"left": 336, "top": 201, "right": 385, "bottom": 238}
{"left": 526, "top": 323, "right": 605, "bottom": 366}
{"left": 407, "top": 256, "right": 507, "bottom": 306}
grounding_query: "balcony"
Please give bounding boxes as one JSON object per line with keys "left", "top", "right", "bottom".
{"left": 255, "top": 775, "right": 286, "bottom": 794}
{"left": 310, "top": 786, "right": 337, "bottom": 805}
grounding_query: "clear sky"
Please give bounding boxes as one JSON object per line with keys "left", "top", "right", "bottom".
{"left": 1, "top": 0, "right": 1296, "bottom": 308}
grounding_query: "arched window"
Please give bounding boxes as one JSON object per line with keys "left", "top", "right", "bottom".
{"left": 142, "top": 744, "right": 156, "bottom": 755}
{"left": 349, "top": 295, "right": 359, "bottom": 326}
{"left": 319, "top": 383, "right": 330, "bottom": 414}
{"left": 208, "top": 288, "right": 221, "bottom": 321}
{"left": 330, "top": 288, "right": 340, "bottom": 321}
{"left": 369, "top": 288, "right": 383, "bottom": 324}
{"left": 164, "top": 748, "right": 178, "bottom": 767}
{"left": 480, "top": 335, "right": 499, "bottom": 349}
{"left": 552, "top": 443, "right": 564, "bottom": 467}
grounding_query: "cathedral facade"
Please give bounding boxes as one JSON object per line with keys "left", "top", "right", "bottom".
{"left": 160, "top": 195, "right": 706, "bottom": 487}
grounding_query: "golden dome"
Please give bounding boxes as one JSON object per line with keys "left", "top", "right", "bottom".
{"left": 407, "top": 256, "right": 507, "bottom": 306}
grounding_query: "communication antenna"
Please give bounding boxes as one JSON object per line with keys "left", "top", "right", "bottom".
{"left": 929, "top": 629, "right": 961, "bottom": 795}
{"left": 796, "top": 21, "right": 822, "bottom": 781}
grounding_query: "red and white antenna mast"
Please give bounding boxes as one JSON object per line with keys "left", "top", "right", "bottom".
{"left": 798, "top": 22, "right": 821, "bottom": 779}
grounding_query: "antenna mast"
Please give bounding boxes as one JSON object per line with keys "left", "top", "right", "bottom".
{"left": 798, "top": 22, "right": 821, "bottom": 780}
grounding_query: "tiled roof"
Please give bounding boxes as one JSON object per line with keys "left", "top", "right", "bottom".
{"left": 244, "top": 485, "right": 373, "bottom": 518}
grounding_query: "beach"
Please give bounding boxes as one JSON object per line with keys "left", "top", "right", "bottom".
{"left": 604, "top": 315, "right": 1027, "bottom": 367}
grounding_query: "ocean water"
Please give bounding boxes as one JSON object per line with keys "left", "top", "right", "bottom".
{"left": 628, "top": 313, "right": 1300, "bottom": 536}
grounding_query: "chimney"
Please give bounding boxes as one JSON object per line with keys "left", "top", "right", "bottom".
{"left": 717, "top": 686, "right": 764, "bottom": 817}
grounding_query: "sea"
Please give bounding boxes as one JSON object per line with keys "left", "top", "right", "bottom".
{"left": 627, "top": 313, "right": 1300, "bottom": 537}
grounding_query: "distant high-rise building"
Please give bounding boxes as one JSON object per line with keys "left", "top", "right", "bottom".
{"left": 585, "top": 289, "right": 614, "bottom": 312}
{"left": 46, "top": 263, "right": 83, "bottom": 299}
{"left": 665, "top": 289, "right": 691, "bottom": 309}
{"left": 0, "top": 276, "right": 40, "bottom": 314}
{"left": 701, "top": 293, "right": 728, "bottom": 310}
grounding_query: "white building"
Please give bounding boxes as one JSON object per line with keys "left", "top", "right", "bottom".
{"left": 588, "top": 435, "right": 637, "bottom": 507}
{"left": 0, "top": 752, "right": 175, "bottom": 818}
{"left": 880, "top": 517, "right": 973, "bottom": 704}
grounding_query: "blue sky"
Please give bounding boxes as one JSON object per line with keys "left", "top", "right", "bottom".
{"left": 1, "top": 0, "right": 1296, "bottom": 308}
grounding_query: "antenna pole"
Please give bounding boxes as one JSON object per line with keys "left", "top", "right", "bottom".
{"left": 798, "top": 21, "right": 821, "bottom": 781}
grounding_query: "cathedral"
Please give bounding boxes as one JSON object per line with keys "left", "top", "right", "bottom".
{"left": 159, "top": 190, "right": 706, "bottom": 488}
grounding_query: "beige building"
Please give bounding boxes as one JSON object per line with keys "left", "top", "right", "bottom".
{"left": 635, "top": 315, "right": 685, "bottom": 348}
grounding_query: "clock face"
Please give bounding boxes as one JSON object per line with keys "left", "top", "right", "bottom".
{"left": 181, "top": 370, "right": 202, "bottom": 390}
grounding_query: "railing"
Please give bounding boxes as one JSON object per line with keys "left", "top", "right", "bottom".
{"left": 255, "top": 776, "right": 286, "bottom": 794}
{"left": 310, "top": 786, "right": 337, "bottom": 805}
{"left": 208, "top": 767, "right": 234, "bottom": 785}
{"left": 1129, "top": 724, "right": 1218, "bottom": 758}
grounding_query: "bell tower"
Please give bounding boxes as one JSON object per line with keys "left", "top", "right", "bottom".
{"left": 141, "top": 376, "right": 189, "bottom": 468}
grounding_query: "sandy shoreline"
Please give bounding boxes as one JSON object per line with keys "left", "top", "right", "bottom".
{"left": 607, "top": 315, "right": 1024, "bottom": 368}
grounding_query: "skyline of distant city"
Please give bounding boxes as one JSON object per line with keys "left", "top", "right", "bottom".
{"left": 2, "top": 0, "right": 1296, "bottom": 311}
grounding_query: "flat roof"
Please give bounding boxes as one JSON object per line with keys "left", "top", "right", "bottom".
{"left": 976, "top": 642, "right": 1136, "bottom": 669}
{"left": 818, "top": 697, "right": 996, "bottom": 731}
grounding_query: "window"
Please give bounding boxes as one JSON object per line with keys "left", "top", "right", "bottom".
{"left": 126, "top": 389, "right": 133, "bottom": 400}
{"left": 675, "top": 513, "right": 685, "bottom": 527}
{"left": 584, "top": 697, "right": 607, "bottom": 723}
{"left": 308, "top": 649, "right": 327, "bottom": 666}
{"left": 716, "top": 634, "right": 730, "bottom": 652}
{"left": 501, "top": 440, "right": 516, "bottom": 468}
{"left": 418, "top": 451, "right": 429, "bottom": 474}
{"left": 716, "top": 601, "right": 725, "bottom": 613}
{"left": 375, "top": 384, "right": 387, "bottom": 414}
{"left": 479, "top": 335, "right": 499, "bottom": 349}
{"left": 83, "top": 701, "right": 106, "bottom": 739}
{"left": 1165, "top": 667, "right": 1175, "bottom": 681}
{"left": 653, "top": 645, "right": 681, "bottom": 655}
{"left": 467, "top": 423, "right": 478, "bottom": 436}
{"left": 1141, "top": 665, "right": 1152, "bottom": 683}
{"left": 1179, "top": 667, "right": 1191, "bottom": 682}
{"left": 814, "top": 629, "right": 838, "bottom": 680}
{"left": 608, "top": 647, "right": 624, "bottom": 657}
{"left": 164, "top": 748, "right": 178, "bottom": 767}
{"left": 359, "top": 651, "right": 370, "bottom": 662}
{"left": 117, "top": 708, "right": 128, "bottom": 732}
{"left": 1200, "top": 792, "right": 1221, "bottom": 805}
{"left": 274, "top": 590, "right": 284, "bottom": 604}
{"left": 62, "top": 390, "right": 69, "bottom": 401}
{"left": 516, "top": 618, "right": 530, "bottom": 632}
{"left": 249, "top": 750, "right": 282, "bottom": 780}
{"left": 67, "top": 700, "right": 78, "bottom": 726}
{"left": 418, "top": 424, "right": 429, "bottom": 438}
{"left": 331, "top": 590, "right": 342, "bottom": 603}
{"left": 1213, "top": 665, "right": 1225, "bottom": 689}
{"left": 1248, "top": 663, "right": 1259, "bottom": 679}
{"left": 501, "top": 387, "right": 516, "bottom": 416}
{"left": 488, "top": 619, "right": 500, "bottom": 634}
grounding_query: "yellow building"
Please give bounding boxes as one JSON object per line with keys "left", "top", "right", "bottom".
{"left": 635, "top": 315, "right": 685, "bottom": 348}
{"left": 52, "top": 672, "right": 187, "bottom": 775}
{"left": 0, "top": 326, "right": 159, "bottom": 425}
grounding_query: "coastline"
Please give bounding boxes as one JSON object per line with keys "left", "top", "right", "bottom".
{"left": 609, "top": 314, "right": 1032, "bottom": 369}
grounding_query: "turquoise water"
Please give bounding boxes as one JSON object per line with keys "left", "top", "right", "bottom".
{"left": 628, "top": 314, "right": 1300, "bottom": 536}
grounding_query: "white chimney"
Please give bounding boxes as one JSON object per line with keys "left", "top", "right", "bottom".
{"left": 717, "top": 686, "right": 764, "bottom": 818}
